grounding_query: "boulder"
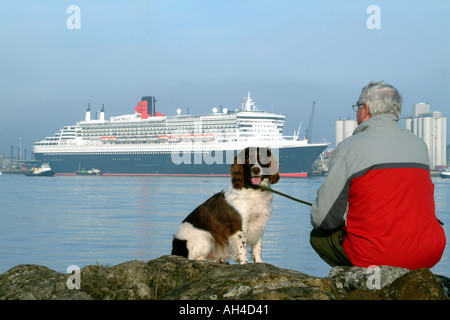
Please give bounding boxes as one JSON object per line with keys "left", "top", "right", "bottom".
{"left": 0, "top": 255, "right": 448, "bottom": 300}
{"left": 378, "top": 268, "right": 449, "bottom": 300}
{"left": 327, "top": 265, "right": 410, "bottom": 298}
{"left": 0, "top": 264, "right": 92, "bottom": 300}
{"left": 80, "top": 256, "right": 223, "bottom": 300}
{"left": 163, "top": 261, "right": 338, "bottom": 300}
{"left": 328, "top": 266, "right": 449, "bottom": 300}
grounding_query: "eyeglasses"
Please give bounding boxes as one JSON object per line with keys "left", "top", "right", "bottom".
{"left": 352, "top": 103, "right": 366, "bottom": 112}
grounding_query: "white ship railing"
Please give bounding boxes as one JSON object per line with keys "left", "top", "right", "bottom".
{"left": 33, "top": 138, "right": 320, "bottom": 155}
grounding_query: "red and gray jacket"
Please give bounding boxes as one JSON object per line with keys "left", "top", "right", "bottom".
{"left": 311, "top": 114, "right": 446, "bottom": 269}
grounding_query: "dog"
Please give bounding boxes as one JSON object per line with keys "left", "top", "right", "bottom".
{"left": 171, "top": 147, "right": 280, "bottom": 264}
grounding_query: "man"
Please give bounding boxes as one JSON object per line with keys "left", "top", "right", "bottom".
{"left": 310, "top": 81, "right": 446, "bottom": 269}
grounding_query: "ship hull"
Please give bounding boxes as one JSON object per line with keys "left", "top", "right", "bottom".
{"left": 33, "top": 144, "right": 327, "bottom": 177}
{"left": 25, "top": 171, "right": 55, "bottom": 177}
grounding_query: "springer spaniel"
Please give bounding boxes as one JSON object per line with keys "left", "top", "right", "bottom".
{"left": 171, "top": 147, "right": 280, "bottom": 264}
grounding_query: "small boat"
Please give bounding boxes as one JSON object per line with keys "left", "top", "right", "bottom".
{"left": 75, "top": 168, "right": 102, "bottom": 176}
{"left": 439, "top": 168, "right": 450, "bottom": 179}
{"left": 25, "top": 163, "right": 55, "bottom": 177}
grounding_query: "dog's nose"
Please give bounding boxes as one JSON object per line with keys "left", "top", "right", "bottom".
{"left": 252, "top": 167, "right": 261, "bottom": 175}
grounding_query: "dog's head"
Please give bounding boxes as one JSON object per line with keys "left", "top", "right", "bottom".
{"left": 230, "top": 147, "right": 280, "bottom": 189}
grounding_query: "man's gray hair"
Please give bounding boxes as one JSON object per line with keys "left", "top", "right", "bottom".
{"left": 358, "top": 81, "right": 402, "bottom": 120}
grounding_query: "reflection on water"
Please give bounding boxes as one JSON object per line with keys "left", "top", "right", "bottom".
{"left": 0, "top": 175, "right": 448, "bottom": 278}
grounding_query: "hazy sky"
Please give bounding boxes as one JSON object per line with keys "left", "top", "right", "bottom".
{"left": 1, "top": 0, "right": 449, "bottom": 157}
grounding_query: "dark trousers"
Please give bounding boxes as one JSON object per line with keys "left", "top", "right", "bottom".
{"left": 310, "top": 228, "right": 353, "bottom": 267}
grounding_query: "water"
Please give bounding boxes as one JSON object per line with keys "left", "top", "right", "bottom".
{"left": 0, "top": 174, "right": 449, "bottom": 278}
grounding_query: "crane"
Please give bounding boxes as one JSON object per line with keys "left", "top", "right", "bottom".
{"left": 305, "top": 101, "right": 315, "bottom": 143}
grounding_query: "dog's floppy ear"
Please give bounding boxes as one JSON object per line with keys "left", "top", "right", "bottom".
{"left": 231, "top": 147, "right": 248, "bottom": 189}
{"left": 258, "top": 148, "right": 280, "bottom": 185}
{"left": 269, "top": 168, "right": 280, "bottom": 185}
{"left": 230, "top": 163, "right": 245, "bottom": 189}
{"left": 268, "top": 150, "right": 280, "bottom": 185}
{"left": 269, "top": 155, "right": 280, "bottom": 184}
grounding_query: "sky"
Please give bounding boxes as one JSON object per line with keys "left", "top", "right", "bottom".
{"left": 1, "top": 0, "right": 449, "bottom": 158}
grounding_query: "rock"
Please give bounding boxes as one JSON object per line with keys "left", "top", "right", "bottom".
{"left": 0, "top": 264, "right": 90, "bottom": 300}
{"left": 80, "top": 260, "right": 153, "bottom": 300}
{"left": 145, "top": 255, "right": 228, "bottom": 299}
{"left": 0, "top": 256, "right": 448, "bottom": 300}
{"left": 379, "top": 268, "right": 448, "bottom": 300}
{"left": 331, "top": 266, "right": 449, "bottom": 300}
{"left": 163, "top": 262, "right": 338, "bottom": 300}
{"left": 327, "top": 265, "right": 410, "bottom": 298}
{"left": 436, "top": 275, "right": 450, "bottom": 298}
{"left": 80, "top": 256, "right": 223, "bottom": 300}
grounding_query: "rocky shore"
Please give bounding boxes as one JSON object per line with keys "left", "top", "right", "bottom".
{"left": 0, "top": 255, "right": 449, "bottom": 300}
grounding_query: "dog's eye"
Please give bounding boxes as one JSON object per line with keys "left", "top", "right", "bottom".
{"left": 258, "top": 156, "right": 270, "bottom": 166}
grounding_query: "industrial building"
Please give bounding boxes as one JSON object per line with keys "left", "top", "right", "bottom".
{"left": 405, "top": 103, "right": 447, "bottom": 170}
{"left": 335, "top": 103, "right": 447, "bottom": 170}
{"left": 335, "top": 117, "right": 357, "bottom": 146}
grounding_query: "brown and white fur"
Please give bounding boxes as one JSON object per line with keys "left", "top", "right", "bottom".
{"left": 171, "top": 147, "right": 280, "bottom": 264}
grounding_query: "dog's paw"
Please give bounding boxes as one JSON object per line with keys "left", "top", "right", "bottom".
{"left": 251, "top": 254, "right": 263, "bottom": 263}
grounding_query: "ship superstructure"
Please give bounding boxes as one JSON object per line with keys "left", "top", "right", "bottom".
{"left": 33, "top": 93, "right": 329, "bottom": 176}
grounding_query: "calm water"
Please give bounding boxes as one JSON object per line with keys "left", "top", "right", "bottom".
{"left": 0, "top": 174, "right": 449, "bottom": 278}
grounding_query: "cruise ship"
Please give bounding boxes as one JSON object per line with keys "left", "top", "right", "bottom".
{"left": 32, "top": 93, "right": 329, "bottom": 176}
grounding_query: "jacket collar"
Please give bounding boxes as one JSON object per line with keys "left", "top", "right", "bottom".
{"left": 353, "top": 113, "right": 399, "bottom": 135}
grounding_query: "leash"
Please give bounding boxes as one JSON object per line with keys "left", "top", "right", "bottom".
{"left": 256, "top": 185, "right": 313, "bottom": 206}
{"left": 257, "top": 185, "right": 445, "bottom": 225}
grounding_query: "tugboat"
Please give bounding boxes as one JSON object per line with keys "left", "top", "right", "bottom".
{"left": 440, "top": 168, "right": 450, "bottom": 179}
{"left": 25, "top": 163, "right": 55, "bottom": 177}
{"left": 75, "top": 168, "right": 102, "bottom": 176}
